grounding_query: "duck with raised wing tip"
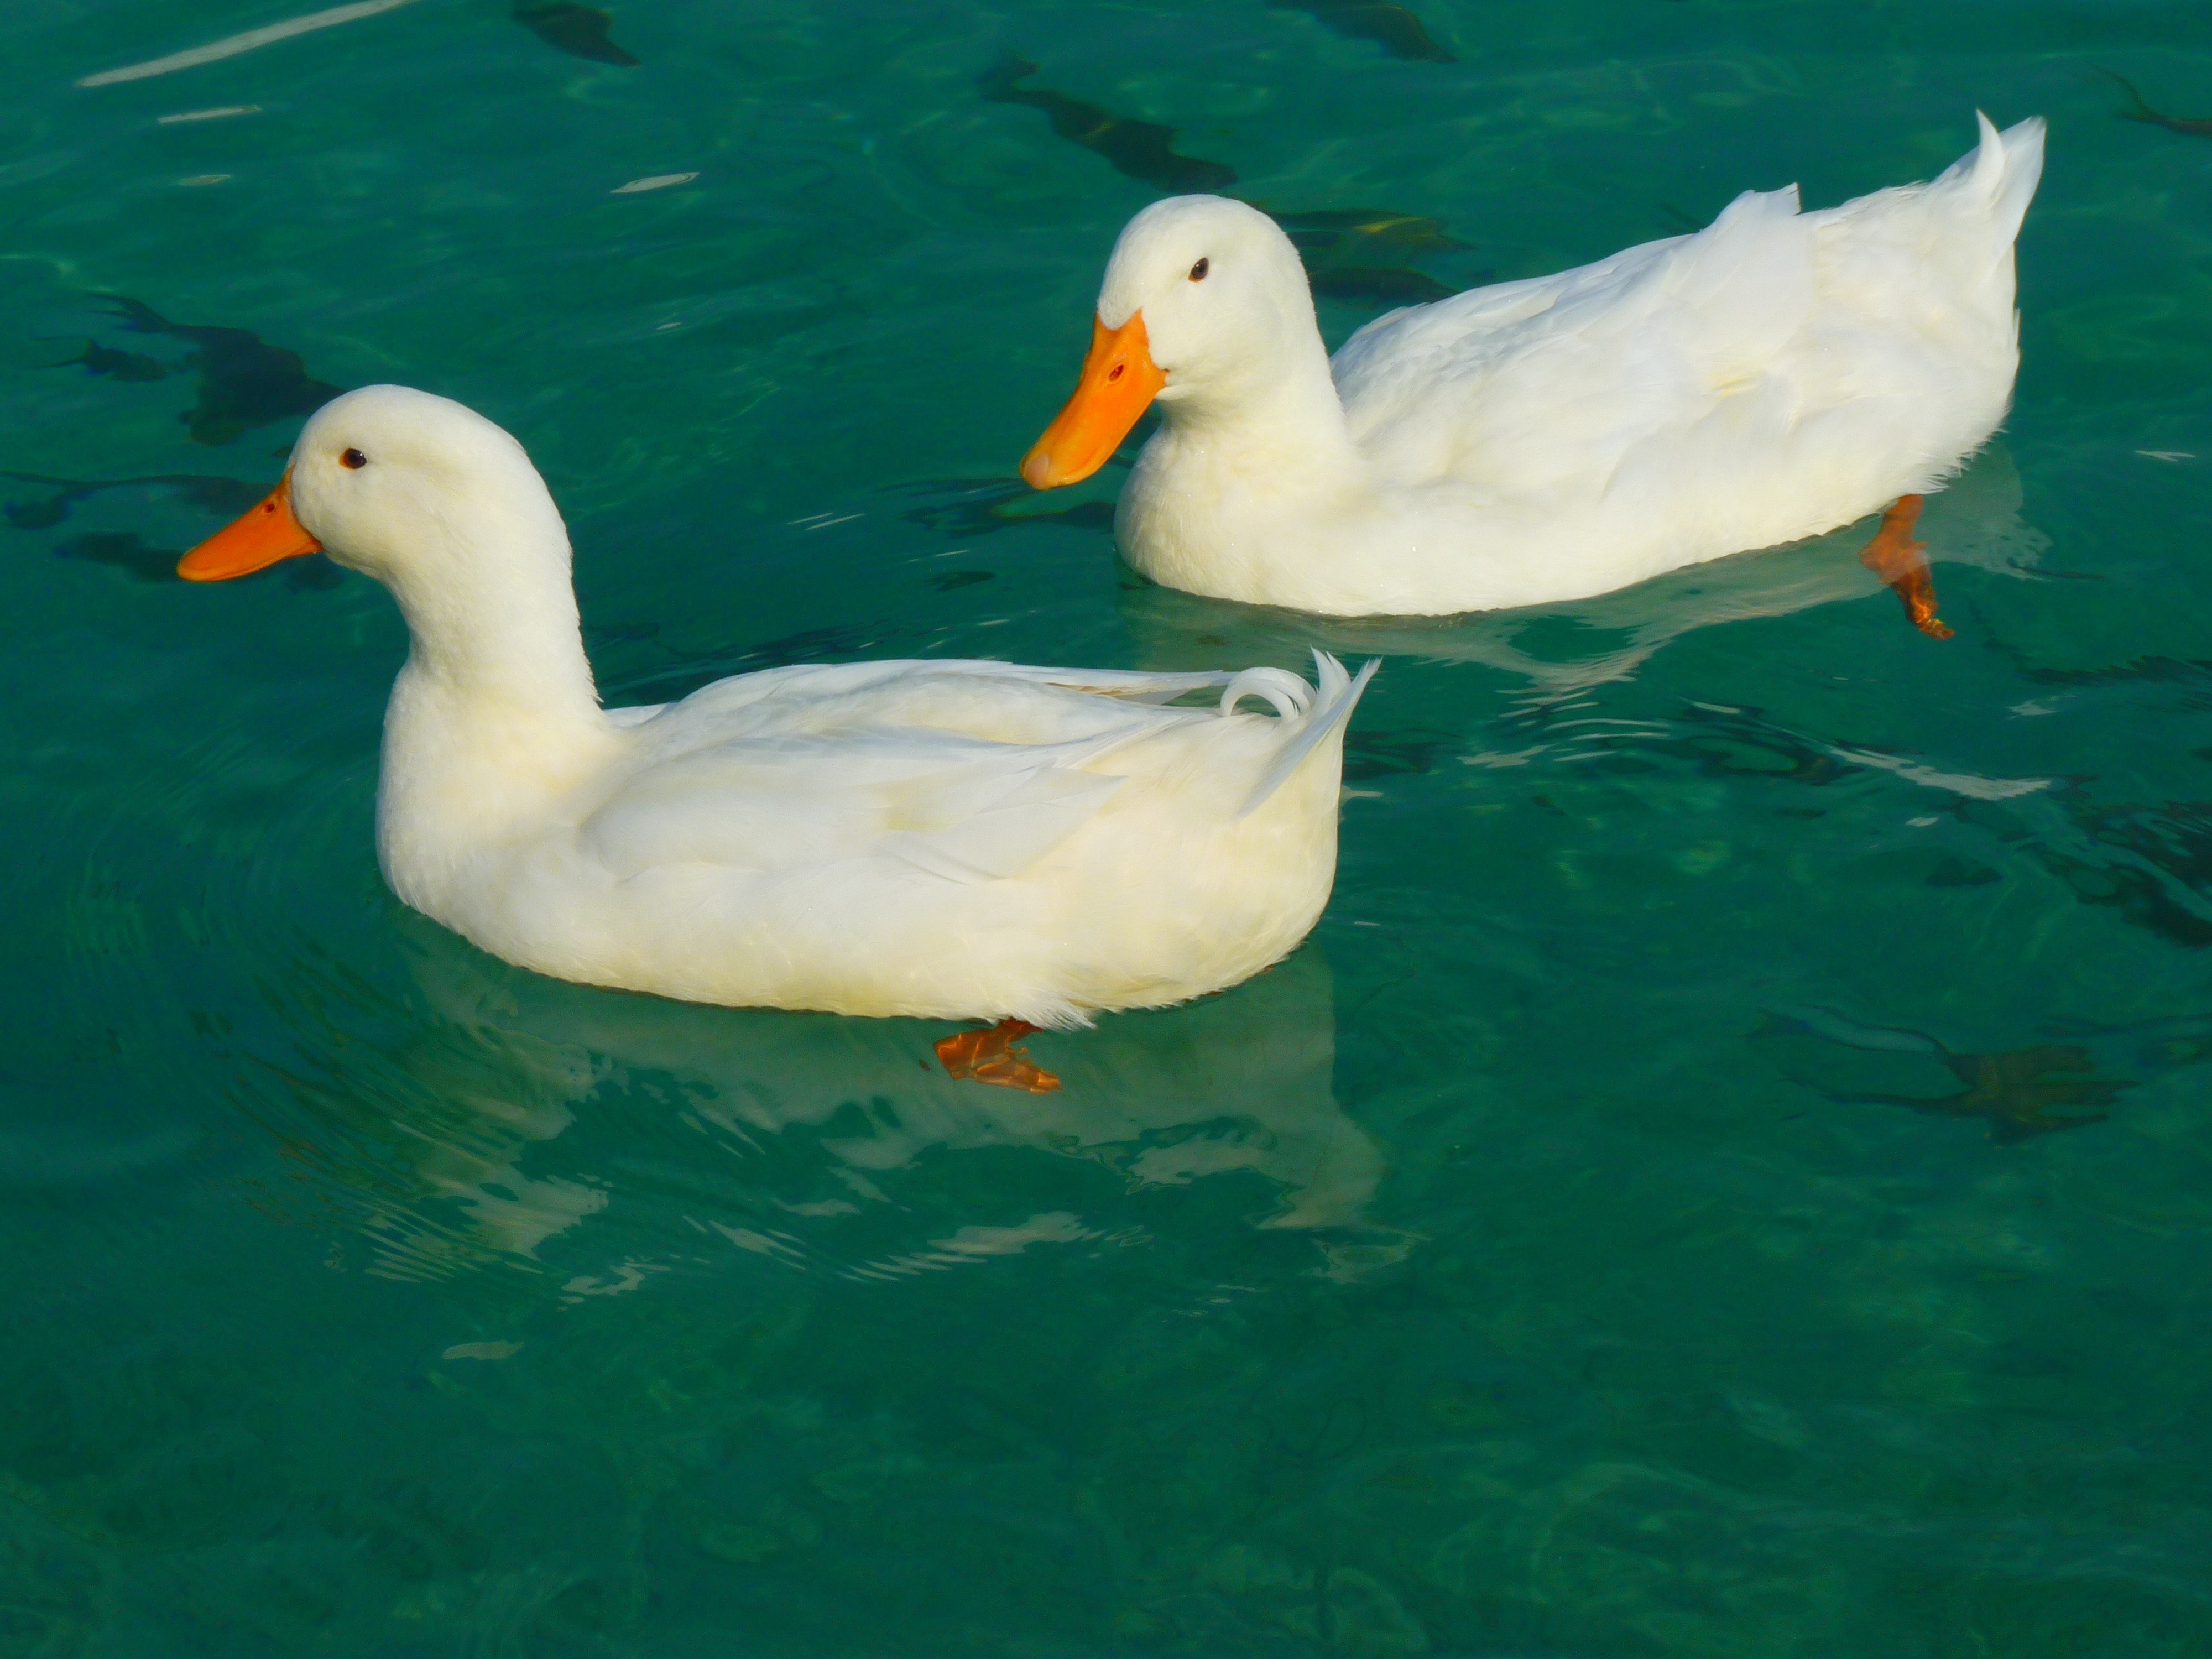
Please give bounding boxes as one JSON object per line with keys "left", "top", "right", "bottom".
{"left": 178, "top": 386, "right": 1376, "bottom": 1037}
{"left": 1022, "top": 114, "right": 2046, "bottom": 633}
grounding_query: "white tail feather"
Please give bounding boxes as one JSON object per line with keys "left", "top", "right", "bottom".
{"left": 1220, "top": 666, "right": 1314, "bottom": 721}
{"left": 1240, "top": 652, "right": 1380, "bottom": 817}
{"left": 1986, "top": 114, "right": 2046, "bottom": 245}
{"left": 1950, "top": 111, "right": 2045, "bottom": 244}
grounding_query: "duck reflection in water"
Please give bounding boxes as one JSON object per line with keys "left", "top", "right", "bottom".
{"left": 1116, "top": 444, "right": 2047, "bottom": 709}
{"left": 251, "top": 924, "right": 1386, "bottom": 1283}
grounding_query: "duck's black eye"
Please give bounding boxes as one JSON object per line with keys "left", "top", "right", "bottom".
{"left": 1189, "top": 258, "right": 1209, "bottom": 282}
{"left": 340, "top": 448, "right": 367, "bottom": 470}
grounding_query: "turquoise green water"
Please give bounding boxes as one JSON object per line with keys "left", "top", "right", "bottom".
{"left": 5, "top": 1, "right": 2212, "bottom": 1651}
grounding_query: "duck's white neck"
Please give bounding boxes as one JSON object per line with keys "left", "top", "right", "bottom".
{"left": 1124, "top": 314, "right": 1362, "bottom": 607}
{"left": 1157, "top": 315, "right": 1355, "bottom": 472}
{"left": 387, "top": 533, "right": 601, "bottom": 715}
{"left": 369, "top": 502, "right": 615, "bottom": 912}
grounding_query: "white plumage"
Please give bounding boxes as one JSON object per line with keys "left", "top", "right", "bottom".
{"left": 1047, "top": 114, "right": 2045, "bottom": 618}
{"left": 191, "top": 387, "right": 1375, "bottom": 1026}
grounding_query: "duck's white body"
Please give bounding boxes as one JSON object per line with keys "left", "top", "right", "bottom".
{"left": 185, "top": 388, "right": 1374, "bottom": 1027}
{"left": 383, "top": 651, "right": 1371, "bottom": 1027}
{"left": 1036, "top": 114, "right": 2044, "bottom": 618}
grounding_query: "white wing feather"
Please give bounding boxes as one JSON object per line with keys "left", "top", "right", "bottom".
{"left": 1331, "top": 115, "right": 2045, "bottom": 504}
{"left": 579, "top": 660, "right": 1254, "bottom": 888}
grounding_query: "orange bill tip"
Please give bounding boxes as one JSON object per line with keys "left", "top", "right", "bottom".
{"left": 1020, "top": 311, "right": 1166, "bottom": 491}
{"left": 177, "top": 472, "right": 321, "bottom": 581}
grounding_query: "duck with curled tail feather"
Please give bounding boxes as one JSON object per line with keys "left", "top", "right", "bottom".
{"left": 175, "top": 387, "right": 1376, "bottom": 1052}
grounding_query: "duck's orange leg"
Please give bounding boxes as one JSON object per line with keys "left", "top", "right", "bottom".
{"left": 935, "top": 1019, "right": 1062, "bottom": 1093}
{"left": 1858, "top": 494, "right": 1953, "bottom": 640}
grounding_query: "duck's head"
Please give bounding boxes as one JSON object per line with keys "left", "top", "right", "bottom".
{"left": 1021, "top": 195, "right": 1317, "bottom": 489}
{"left": 178, "top": 385, "right": 570, "bottom": 602}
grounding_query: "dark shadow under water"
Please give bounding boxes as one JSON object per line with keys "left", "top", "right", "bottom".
{"left": 66, "top": 296, "right": 343, "bottom": 446}
{"left": 978, "top": 58, "right": 1235, "bottom": 193}
{"left": 513, "top": 2, "right": 639, "bottom": 66}
{"left": 1269, "top": 0, "right": 1456, "bottom": 62}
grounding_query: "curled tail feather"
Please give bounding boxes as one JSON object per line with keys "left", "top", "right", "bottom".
{"left": 1241, "top": 652, "right": 1380, "bottom": 816}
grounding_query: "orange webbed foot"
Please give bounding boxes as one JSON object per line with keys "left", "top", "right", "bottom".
{"left": 1858, "top": 494, "right": 1953, "bottom": 640}
{"left": 934, "top": 1019, "right": 1062, "bottom": 1093}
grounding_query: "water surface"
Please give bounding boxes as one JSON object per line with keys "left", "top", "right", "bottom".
{"left": 4, "top": 1, "right": 2211, "bottom": 1652}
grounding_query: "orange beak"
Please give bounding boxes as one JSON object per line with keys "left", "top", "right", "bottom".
{"left": 1020, "top": 312, "right": 1166, "bottom": 490}
{"left": 177, "top": 472, "right": 321, "bottom": 581}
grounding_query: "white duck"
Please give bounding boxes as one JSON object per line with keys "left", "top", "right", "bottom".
{"left": 1022, "top": 114, "right": 2046, "bottom": 631}
{"left": 178, "top": 386, "right": 1375, "bottom": 1045}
